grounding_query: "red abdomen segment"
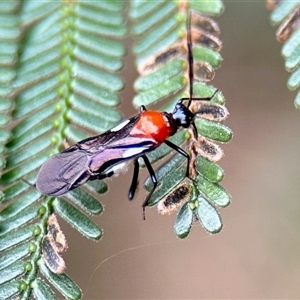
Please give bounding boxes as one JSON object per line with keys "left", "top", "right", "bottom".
{"left": 130, "top": 111, "right": 175, "bottom": 143}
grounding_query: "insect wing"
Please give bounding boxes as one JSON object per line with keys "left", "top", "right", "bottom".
{"left": 75, "top": 115, "right": 140, "bottom": 153}
{"left": 36, "top": 116, "right": 141, "bottom": 196}
{"left": 36, "top": 148, "right": 90, "bottom": 196}
{"left": 89, "top": 136, "right": 158, "bottom": 176}
{"left": 36, "top": 114, "right": 158, "bottom": 196}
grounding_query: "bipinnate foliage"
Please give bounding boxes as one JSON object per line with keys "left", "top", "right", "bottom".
{"left": 0, "top": 1, "right": 125, "bottom": 299}
{"left": 0, "top": 1, "right": 231, "bottom": 299}
{"left": 130, "top": 0, "right": 231, "bottom": 238}
{"left": 267, "top": 0, "right": 300, "bottom": 108}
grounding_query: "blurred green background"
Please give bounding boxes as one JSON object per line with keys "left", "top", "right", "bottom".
{"left": 62, "top": 1, "right": 300, "bottom": 298}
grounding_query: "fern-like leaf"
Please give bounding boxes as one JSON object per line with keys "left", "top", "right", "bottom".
{"left": 0, "top": 1, "right": 19, "bottom": 175}
{"left": 130, "top": 0, "right": 232, "bottom": 236}
{"left": 0, "top": 1, "right": 126, "bottom": 299}
{"left": 1, "top": 0, "right": 234, "bottom": 298}
{"left": 267, "top": 0, "right": 300, "bottom": 107}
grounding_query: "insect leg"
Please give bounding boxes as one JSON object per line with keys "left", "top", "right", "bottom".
{"left": 128, "top": 159, "right": 140, "bottom": 200}
{"left": 164, "top": 139, "right": 190, "bottom": 178}
{"left": 179, "top": 89, "right": 219, "bottom": 104}
{"left": 22, "top": 178, "right": 36, "bottom": 189}
{"left": 140, "top": 105, "right": 147, "bottom": 112}
{"left": 141, "top": 155, "right": 158, "bottom": 220}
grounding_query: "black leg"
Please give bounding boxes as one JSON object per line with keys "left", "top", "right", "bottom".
{"left": 128, "top": 159, "right": 140, "bottom": 200}
{"left": 187, "top": 12, "right": 194, "bottom": 109}
{"left": 140, "top": 105, "right": 146, "bottom": 112}
{"left": 179, "top": 95, "right": 216, "bottom": 103}
{"left": 141, "top": 155, "right": 157, "bottom": 220}
{"left": 179, "top": 89, "right": 219, "bottom": 104}
{"left": 164, "top": 139, "right": 190, "bottom": 178}
{"left": 22, "top": 178, "right": 36, "bottom": 188}
{"left": 187, "top": 21, "right": 194, "bottom": 107}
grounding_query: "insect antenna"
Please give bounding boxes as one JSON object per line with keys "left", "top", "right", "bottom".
{"left": 184, "top": 11, "right": 219, "bottom": 107}
{"left": 187, "top": 11, "right": 194, "bottom": 109}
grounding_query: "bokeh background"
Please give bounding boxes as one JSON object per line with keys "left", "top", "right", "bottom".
{"left": 61, "top": 1, "right": 300, "bottom": 299}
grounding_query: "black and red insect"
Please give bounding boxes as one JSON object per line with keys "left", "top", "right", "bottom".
{"left": 36, "top": 13, "right": 217, "bottom": 217}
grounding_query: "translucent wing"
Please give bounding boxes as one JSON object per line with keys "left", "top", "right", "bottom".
{"left": 36, "top": 149, "right": 91, "bottom": 196}
{"left": 36, "top": 115, "right": 158, "bottom": 196}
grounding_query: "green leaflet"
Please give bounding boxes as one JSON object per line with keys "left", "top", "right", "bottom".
{"left": 195, "top": 118, "right": 233, "bottom": 143}
{"left": 295, "top": 90, "right": 300, "bottom": 108}
{"left": 195, "top": 155, "right": 224, "bottom": 183}
{"left": 77, "top": 5, "right": 123, "bottom": 27}
{"left": 0, "top": 1, "right": 126, "bottom": 299}
{"left": 0, "top": 280, "right": 24, "bottom": 300}
{"left": 0, "top": 225, "right": 36, "bottom": 252}
{"left": 193, "top": 45, "right": 223, "bottom": 69}
{"left": 32, "top": 279, "right": 57, "bottom": 300}
{"left": 0, "top": 151, "right": 49, "bottom": 184}
{"left": 85, "top": 180, "right": 108, "bottom": 194}
{"left": 174, "top": 202, "right": 193, "bottom": 239}
{"left": 80, "top": 1, "right": 124, "bottom": 12}
{"left": 76, "top": 16, "right": 126, "bottom": 38}
{"left": 75, "top": 32, "right": 125, "bottom": 58}
{"left": 132, "top": 2, "right": 177, "bottom": 35}
{"left": 0, "top": 205, "right": 39, "bottom": 236}
{"left": 285, "top": 44, "right": 300, "bottom": 72}
{"left": 133, "top": 74, "right": 185, "bottom": 107}
{"left": 270, "top": 0, "right": 299, "bottom": 24}
{"left": 71, "top": 79, "right": 121, "bottom": 107}
{"left": 66, "top": 109, "right": 118, "bottom": 133}
{"left": 172, "top": 179, "right": 224, "bottom": 235}
{"left": 136, "top": 30, "right": 181, "bottom": 67}
{"left": 0, "top": 129, "right": 10, "bottom": 144}
{"left": 73, "top": 62, "right": 124, "bottom": 92}
{"left": 189, "top": 0, "right": 224, "bottom": 15}
{"left": 281, "top": 28, "right": 300, "bottom": 58}
{"left": 5, "top": 135, "right": 52, "bottom": 169}
{"left": 1, "top": 186, "right": 40, "bottom": 208}
{"left": 54, "top": 198, "right": 102, "bottom": 240}
{"left": 40, "top": 261, "right": 82, "bottom": 300}
{"left": 134, "top": 59, "right": 185, "bottom": 91}
{"left": 288, "top": 67, "right": 300, "bottom": 90}
{"left": 64, "top": 188, "right": 103, "bottom": 215}
{"left": 268, "top": 1, "right": 300, "bottom": 107}
{"left": 11, "top": 105, "right": 57, "bottom": 139}
{"left": 134, "top": 17, "right": 179, "bottom": 54}
{"left": 130, "top": 1, "right": 166, "bottom": 19}
{"left": 196, "top": 196, "right": 222, "bottom": 233}
{"left": 196, "top": 175, "right": 231, "bottom": 207}
{"left": 68, "top": 94, "right": 122, "bottom": 123}
{"left": 7, "top": 121, "right": 53, "bottom": 152}
{"left": 0, "top": 99, "right": 12, "bottom": 111}
{"left": 0, "top": 260, "right": 30, "bottom": 285}
{"left": 0, "top": 243, "right": 34, "bottom": 270}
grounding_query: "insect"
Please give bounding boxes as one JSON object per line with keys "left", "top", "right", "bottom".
{"left": 36, "top": 12, "right": 217, "bottom": 218}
